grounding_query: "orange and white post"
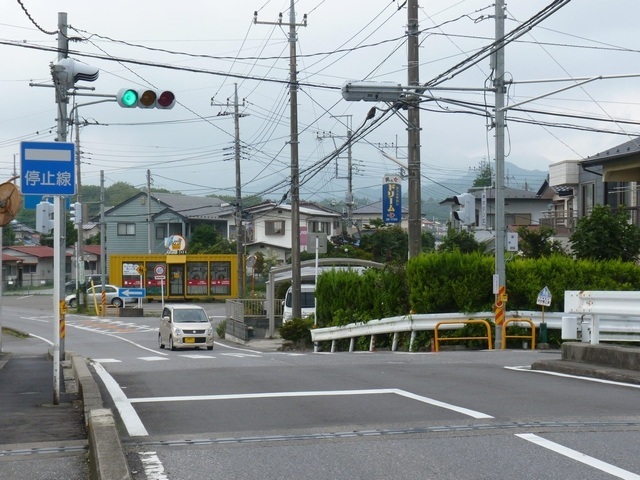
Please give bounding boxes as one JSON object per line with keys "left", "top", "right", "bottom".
{"left": 495, "top": 285, "right": 506, "bottom": 331}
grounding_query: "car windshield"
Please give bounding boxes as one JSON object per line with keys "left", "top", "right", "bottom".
{"left": 173, "top": 309, "right": 208, "bottom": 323}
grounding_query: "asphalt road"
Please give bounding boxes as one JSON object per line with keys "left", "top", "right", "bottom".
{"left": 3, "top": 294, "right": 640, "bottom": 480}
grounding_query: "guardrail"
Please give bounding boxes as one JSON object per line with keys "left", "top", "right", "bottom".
{"left": 310, "top": 309, "right": 640, "bottom": 352}
{"left": 565, "top": 290, "right": 640, "bottom": 345}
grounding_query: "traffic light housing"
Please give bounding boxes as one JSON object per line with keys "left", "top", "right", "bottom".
{"left": 52, "top": 58, "right": 99, "bottom": 88}
{"left": 70, "top": 202, "right": 83, "bottom": 225}
{"left": 35, "top": 202, "right": 55, "bottom": 234}
{"left": 453, "top": 193, "right": 476, "bottom": 225}
{"left": 117, "top": 88, "right": 176, "bottom": 109}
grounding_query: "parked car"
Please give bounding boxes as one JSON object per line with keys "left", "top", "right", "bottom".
{"left": 158, "top": 304, "right": 214, "bottom": 351}
{"left": 65, "top": 284, "right": 130, "bottom": 308}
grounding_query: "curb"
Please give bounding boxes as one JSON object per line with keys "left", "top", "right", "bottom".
{"left": 70, "top": 353, "right": 132, "bottom": 480}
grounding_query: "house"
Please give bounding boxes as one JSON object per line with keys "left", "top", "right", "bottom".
{"left": 352, "top": 200, "right": 409, "bottom": 231}
{"left": 440, "top": 184, "right": 555, "bottom": 230}
{"left": 548, "top": 137, "right": 640, "bottom": 230}
{"left": 9, "top": 221, "right": 39, "bottom": 246}
{"left": 233, "top": 201, "right": 342, "bottom": 263}
{"left": 1, "top": 245, "right": 72, "bottom": 288}
{"left": 101, "top": 192, "right": 232, "bottom": 255}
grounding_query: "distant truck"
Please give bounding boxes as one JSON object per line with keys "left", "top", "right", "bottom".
{"left": 282, "top": 283, "right": 316, "bottom": 322}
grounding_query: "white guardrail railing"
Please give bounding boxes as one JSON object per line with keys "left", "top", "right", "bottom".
{"left": 310, "top": 290, "right": 640, "bottom": 351}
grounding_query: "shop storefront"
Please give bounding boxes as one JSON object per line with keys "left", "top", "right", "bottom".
{"left": 109, "top": 253, "right": 237, "bottom": 301}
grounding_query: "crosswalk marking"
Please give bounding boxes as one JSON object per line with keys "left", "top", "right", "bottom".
{"left": 139, "top": 357, "right": 169, "bottom": 362}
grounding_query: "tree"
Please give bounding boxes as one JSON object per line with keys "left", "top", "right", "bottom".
{"left": 3, "top": 223, "right": 15, "bottom": 246}
{"left": 570, "top": 205, "right": 640, "bottom": 262}
{"left": 189, "top": 224, "right": 235, "bottom": 254}
{"left": 438, "top": 226, "right": 483, "bottom": 254}
{"left": 421, "top": 231, "right": 436, "bottom": 252}
{"left": 516, "top": 226, "right": 565, "bottom": 258}
{"left": 472, "top": 160, "right": 493, "bottom": 188}
{"left": 359, "top": 224, "right": 408, "bottom": 263}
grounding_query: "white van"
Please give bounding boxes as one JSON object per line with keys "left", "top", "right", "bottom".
{"left": 282, "top": 283, "right": 316, "bottom": 323}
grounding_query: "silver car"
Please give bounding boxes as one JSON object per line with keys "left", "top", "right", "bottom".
{"left": 65, "top": 284, "right": 131, "bottom": 308}
{"left": 158, "top": 304, "right": 214, "bottom": 351}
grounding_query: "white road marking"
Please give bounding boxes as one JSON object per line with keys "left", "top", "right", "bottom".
{"left": 139, "top": 451, "right": 168, "bottom": 480}
{"left": 220, "top": 352, "right": 262, "bottom": 358}
{"left": 516, "top": 433, "right": 640, "bottom": 479}
{"left": 128, "top": 388, "right": 493, "bottom": 419}
{"left": 213, "top": 341, "right": 261, "bottom": 354}
{"left": 179, "top": 354, "right": 215, "bottom": 359}
{"left": 67, "top": 323, "right": 168, "bottom": 356}
{"left": 505, "top": 366, "right": 640, "bottom": 389}
{"left": 93, "top": 358, "right": 121, "bottom": 363}
{"left": 25, "top": 332, "right": 53, "bottom": 346}
{"left": 138, "top": 357, "right": 169, "bottom": 362}
{"left": 92, "top": 361, "right": 148, "bottom": 437}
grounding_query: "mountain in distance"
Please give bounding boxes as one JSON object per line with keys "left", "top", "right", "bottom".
{"left": 321, "top": 161, "right": 549, "bottom": 222}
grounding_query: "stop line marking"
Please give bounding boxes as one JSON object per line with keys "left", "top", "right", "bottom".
{"left": 128, "top": 388, "right": 493, "bottom": 420}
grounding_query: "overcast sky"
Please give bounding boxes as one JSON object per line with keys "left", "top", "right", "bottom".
{"left": 3, "top": 0, "right": 640, "bottom": 206}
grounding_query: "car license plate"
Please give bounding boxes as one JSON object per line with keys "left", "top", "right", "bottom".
{"left": 184, "top": 337, "right": 195, "bottom": 343}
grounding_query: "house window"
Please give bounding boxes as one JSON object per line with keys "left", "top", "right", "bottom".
{"left": 117, "top": 223, "right": 136, "bottom": 236}
{"left": 156, "top": 226, "right": 166, "bottom": 240}
{"left": 309, "top": 221, "right": 330, "bottom": 233}
{"left": 265, "top": 220, "right": 285, "bottom": 235}
{"left": 581, "top": 182, "right": 595, "bottom": 216}
{"left": 23, "top": 264, "right": 36, "bottom": 274}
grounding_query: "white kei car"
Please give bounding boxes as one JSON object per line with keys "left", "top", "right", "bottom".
{"left": 158, "top": 304, "right": 214, "bottom": 351}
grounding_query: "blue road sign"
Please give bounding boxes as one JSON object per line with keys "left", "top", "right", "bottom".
{"left": 23, "top": 195, "right": 71, "bottom": 210}
{"left": 21, "top": 141, "right": 75, "bottom": 196}
{"left": 382, "top": 174, "right": 402, "bottom": 224}
{"left": 118, "top": 287, "right": 146, "bottom": 298}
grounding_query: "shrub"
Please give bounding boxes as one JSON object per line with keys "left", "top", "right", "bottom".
{"left": 279, "top": 317, "right": 314, "bottom": 346}
{"left": 216, "top": 320, "right": 226, "bottom": 339}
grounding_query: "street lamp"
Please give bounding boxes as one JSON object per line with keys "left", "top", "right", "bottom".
{"left": 341, "top": 80, "right": 421, "bottom": 259}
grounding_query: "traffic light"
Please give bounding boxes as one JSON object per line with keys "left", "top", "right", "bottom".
{"left": 453, "top": 193, "right": 476, "bottom": 225}
{"left": 52, "top": 58, "right": 99, "bottom": 89}
{"left": 117, "top": 88, "right": 176, "bottom": 109}
{"left": 70, "top": 202, "right": 83, "bottom": 225}
{"left": 35, "top": 202, "right": 55, "bottom": 234}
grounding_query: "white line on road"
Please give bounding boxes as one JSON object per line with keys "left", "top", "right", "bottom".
{"left": 516, "top": 433, "right": 640, "bottom": 479}
{"left": 129, "top": 388, "right": 493, "bottom": 419}
{"left": 139, "top": 451, "right": 168, "bottom": 480}
{"left": 92, "top": 361, "right": 148, "bottom": 437}
{"left": 505, "top": 366, "right": 640, "bottom": 389}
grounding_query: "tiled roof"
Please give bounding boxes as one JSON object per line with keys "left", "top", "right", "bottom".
{"left": 4, "top": 245, "right": 56, "bottom": 258}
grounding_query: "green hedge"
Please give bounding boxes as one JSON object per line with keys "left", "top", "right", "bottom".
{"left": 314, "top": 253, "right": 640, "bottom": 325}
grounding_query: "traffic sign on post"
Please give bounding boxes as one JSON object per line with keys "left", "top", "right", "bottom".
{"left": 21, "top": 142, "right": 75, "bottom": 196}
{"left": 118, "top": 287, "right": 146, "bottom": 299}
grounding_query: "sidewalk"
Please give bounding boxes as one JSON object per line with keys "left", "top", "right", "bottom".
{"left": 0, "top": 328, "right": 89, "bottom": 480}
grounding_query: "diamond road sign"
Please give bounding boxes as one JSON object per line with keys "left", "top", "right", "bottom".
{"left": 21, "top": 141, "right": 75, "bottom": 196}
{"left": 118, "top": 287, "right": 146, "bottom": 298}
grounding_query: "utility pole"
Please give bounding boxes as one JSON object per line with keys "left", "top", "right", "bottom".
{"left": 147, "top": 169, "right": 152, "bottom": 254}
{"left": 212, "top": 84, "right": 247, "bottom": 298}
{"left": 254, "top": 2, "right": 307, "bottom": 319}
{"left": 74, "top": 106, "right": 84, "bottom": 302}
{"left": 51, "top": 11, "right": 69, "bottom": 405}
{"left": 317, "top": 115, "right": 355, "bottom": 234}
{"left": 100, "top": 170, "right": 106, "bottom": 287}
{"left": 493, "top": 0, "right": 507, "bottom": 348}
{"left": 407, "top": 0, "right": 422, "bottom": 259}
